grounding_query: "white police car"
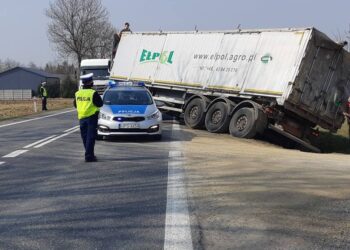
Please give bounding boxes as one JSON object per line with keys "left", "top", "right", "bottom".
{"left": 97, "top": 82, "right": 162, "bottom": 139}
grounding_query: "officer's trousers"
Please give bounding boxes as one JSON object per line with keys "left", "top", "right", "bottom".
{"left": 79, "top": 114, "right": 98, "bottom": 161}
{"left": 42, "top": 97, "right": 47, "bottom": 110}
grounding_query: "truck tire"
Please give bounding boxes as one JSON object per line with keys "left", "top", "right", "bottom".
{"left": 229, "top": 107, "right": 257, "bottom": 138}
{"left": 205, "top": 102, "right": 230, "bottom": 133}
{"left": 184, "top": 98, "right": 206, "bottom": 129}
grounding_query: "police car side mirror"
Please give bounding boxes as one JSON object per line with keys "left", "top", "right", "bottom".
{"left": 155, "top": 100, "right": 165, "bottom": 107}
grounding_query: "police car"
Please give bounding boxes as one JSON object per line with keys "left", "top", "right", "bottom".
{"left": 97, "top": 81, "right": 162, "bottom": 139}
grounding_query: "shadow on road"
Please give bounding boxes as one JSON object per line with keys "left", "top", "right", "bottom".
{"left": 100, "top": 130, "right": 194, "bottom": 143}
{"left": 257, "top": 130, "right": 350, "bottom": 154}
{"left": 99, "top": 116, "right": 195, "bottom": 143}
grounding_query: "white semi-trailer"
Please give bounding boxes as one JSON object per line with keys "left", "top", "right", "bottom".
{"left": 110, "top": 28, "right": 350, "bottom": 151}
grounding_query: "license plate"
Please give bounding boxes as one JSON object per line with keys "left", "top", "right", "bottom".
{"left": 120, "top": 123, "right": 139, "bottom": 129}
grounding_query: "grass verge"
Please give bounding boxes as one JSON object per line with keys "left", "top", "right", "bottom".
{"left": 0, "top": 98, "right": 74, "bottom": 121}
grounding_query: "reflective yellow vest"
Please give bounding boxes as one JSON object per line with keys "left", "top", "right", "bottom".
{"left": 40, "top": 86, "right": 47, "bottom": 97}
{"left": 75, "top": 89, "right": 100, "bottom": 119}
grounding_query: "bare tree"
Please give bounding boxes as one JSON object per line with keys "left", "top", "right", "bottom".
{"left": 345, "top": 24, "right": 350, "bottom": 51}
{"left": 0, "top": 58, "right": 21, "bottom": 73}
{"left": 46, "top": 0, "right": 116, "bottom": 67}
{"left": 28, "top": 61, "right": 39, "bottom": 69}
{"left": 86, "top": 21, "right": 117, "bottom": 58}
{"left": 332, "top": 29, "right": 348, "bottom": 50}
{"left": 45, "top": 60, "right": 76, "bottom": 75}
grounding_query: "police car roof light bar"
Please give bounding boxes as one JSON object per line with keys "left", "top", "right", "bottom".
{"left": 112, "top": 81, "right": 145, "bottom": 87}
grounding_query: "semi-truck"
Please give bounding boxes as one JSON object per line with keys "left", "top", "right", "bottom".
{"left": 109, "top": 28, "right": 350, "bottom": 152}
{"left": 80, "top": 59, "right": 111, "bottom": 94}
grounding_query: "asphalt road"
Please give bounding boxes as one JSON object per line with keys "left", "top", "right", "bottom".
{"left": 0, "top": 109, "right": 187, "bottom": 249}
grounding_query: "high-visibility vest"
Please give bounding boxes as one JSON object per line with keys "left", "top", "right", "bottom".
{"left": 75, "top": 89, "right": 100, "bottom": 119}
{"left": 41, "top": 86, "right": 47, "bottom": 97}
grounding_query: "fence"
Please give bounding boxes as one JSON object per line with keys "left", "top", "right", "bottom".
{"left": 0, "top": 89, "right": 32, "bottom": 100}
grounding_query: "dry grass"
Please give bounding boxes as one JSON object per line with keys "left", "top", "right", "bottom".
{"left": 0, "top": 98, "right": 74, "bottom": 121}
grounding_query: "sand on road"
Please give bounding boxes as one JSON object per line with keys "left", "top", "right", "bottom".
{"left": 182, "top": 128, "right": 350, "bottom": 249}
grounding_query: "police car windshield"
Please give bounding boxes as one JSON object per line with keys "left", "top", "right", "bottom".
{"left": 103, "top": 90, "right": 153, "bottom": 105}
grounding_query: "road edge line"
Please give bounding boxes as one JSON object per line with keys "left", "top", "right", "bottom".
{"left": 23, "top": 135, "right": 58, "bottom": 149}
{"left": 0, "top": 109, "right": 75, "bottom": 129}
{"left": 34, "top": 128, "right": 79, "bottom": 148}
{"left": 3, "top": 150, "right": 29, "bottom": 158}
{"left": 164, "top": 123, "right": 193, "bottom": 250}
{"left": 64, "top": 125, "right": 80, "bottom": 133}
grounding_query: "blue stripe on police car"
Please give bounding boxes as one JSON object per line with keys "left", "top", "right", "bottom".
{"left": 109, "top": 105, "right": 147, "bottom": 115}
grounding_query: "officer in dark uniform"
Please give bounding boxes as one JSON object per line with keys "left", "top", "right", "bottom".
{"left": 40, "top": 82, "right": 48, "bottom": 111}
{"left": 112, "top": 22, "right": 132, "bottom": 59}
{"left": 74, "top": 73, "right": 103, "bottom": 162}
{"left": 119, "top": 22, "right": 131, "bottom": 37}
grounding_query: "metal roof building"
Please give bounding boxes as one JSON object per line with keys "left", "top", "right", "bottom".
{"left": 0, "top": 67, "right": 60, "bottom": 95}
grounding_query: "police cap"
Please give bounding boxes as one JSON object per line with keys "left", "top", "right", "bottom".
{"left": 80, "top": 73, "right": 94, "bottom": 85}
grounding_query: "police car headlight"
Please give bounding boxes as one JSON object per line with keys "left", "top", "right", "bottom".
{"left": 146, "top": 110, "right": 160, "bottom": 120}
{"left": 99, "top": 112, "right": 111, "bottom": 121}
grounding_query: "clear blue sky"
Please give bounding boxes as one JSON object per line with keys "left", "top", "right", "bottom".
{"left": 1, "top": 0, "right": 350, "bottom": 66}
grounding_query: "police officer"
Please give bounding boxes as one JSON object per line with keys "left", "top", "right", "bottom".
{"left": 40, "top": 81, "right": 48, "bottom": 111}
{"left": 74, "top": 73, "right": 103, "bottom": 162}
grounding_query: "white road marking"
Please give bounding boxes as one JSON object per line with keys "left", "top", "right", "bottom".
{"left": 0, "top": 109, "right": 75, "bottom": 129}
{"left": 164, "top": 123, "right": 193, "bottom": 250}
{"left": 34, "top": 128, "right": 79, "bottom": 148}
{"left": 64, "top": 125, "right": 80, "bottom": 133}
{"left": 23, "top": 135, "right": 58, "bottom": 149}
{"left": 3, "top": 150, "right": 29, "bottom": 158}
{"left": 168, "top": 151, "right": 182, "bottom": 158}
{"left": 0, "top": 162, "right": 5, "bottom": 165}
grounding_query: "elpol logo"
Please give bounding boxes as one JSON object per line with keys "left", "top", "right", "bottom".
{"left": 261, "top": 54, "right": 273, "bottom": 64}
{"left": 140, "top": 49, "right": 174, "bottom": 64}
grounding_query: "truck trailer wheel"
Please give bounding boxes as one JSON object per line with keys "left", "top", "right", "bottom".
{"left": 205, "top": 102, "right": 230, "bottom": 133}
{"left": 184, "top": 98, "right": 206, "bottom": 129}
{"left": 229, "top": 107, "right": 257, "bottom": 139}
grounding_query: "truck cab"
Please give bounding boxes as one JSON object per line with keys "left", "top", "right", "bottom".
{"left": 80, "top": 59, "right": 111, "bottom": 94}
